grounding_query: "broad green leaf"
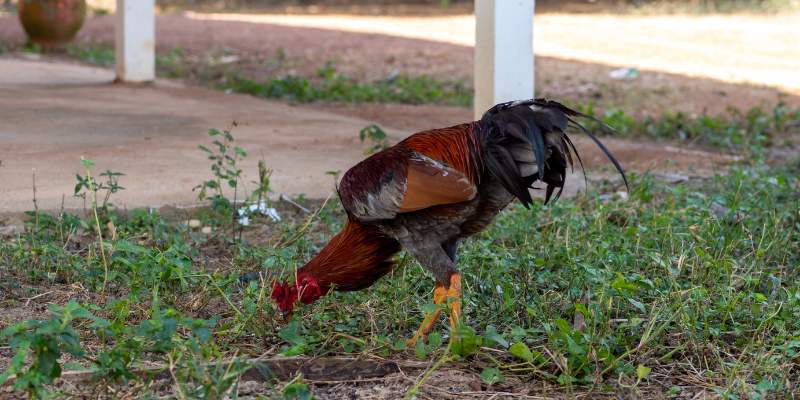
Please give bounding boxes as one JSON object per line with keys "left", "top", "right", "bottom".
{"left": 428, "top": 331, "right": 442, "bottom": 348}
{"left": 278, "top": 320, "right": 306, "bottom": 347}
{"left": 0, "top": 344, "right": 28, "bottom": 386}
{"left": 509, "top": 342, "right": 534, "bottom": 362}
{"left": 636, "top": 364, "right": 651, "bottom": 380}
{"left": 484, "top": 325, "right": 508, "bottom": 349}
{"left": 480, "top": 368, "right": 503, "bottom": 385}
{"left": 80, "top": 157, "right": 94, "bottom": 169}
{"left": 414, "top": 339, "right": 428, "bottom": 359}
{"left": 282, "top": 381, "right": 314, "bottom": 400}
{"left": 451, "top": 325, "right": 482, "bottom": 357}
{"left": 554, "top": 319, "right": 572, "bottom": 334}
{"left": 280, "top": 344, "right": 306, "bottom": 357}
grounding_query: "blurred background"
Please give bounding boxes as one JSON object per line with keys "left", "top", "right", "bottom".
{"left": 0, "top": 0, "right": 798, "bottom": 210}
{"left": 2, "top": 0, "right": 798, "bottom": 128}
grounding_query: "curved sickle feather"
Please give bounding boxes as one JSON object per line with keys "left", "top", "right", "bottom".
{"left": 566, "top": 116, "right": 630, "bottom": 192}
{"left": 488, "top": 98, "right": 630, "bottom": 193}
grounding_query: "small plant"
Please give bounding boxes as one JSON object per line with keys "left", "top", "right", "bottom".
{"left": 574, "top": 101, "right": 800, "bottom": 150}
{"left": 359, "top": 124, "right": 390, "bottom": 155}
{"left": 281, "top": 376, "right": 314, "bottom": 400}
{"left": 67, "top": 43, "right": 115, "bottom": 66}
{"left": 74, "top": 166, "right": 125, "bottom": 212}
{"left": 23, "top": 42, "right": 42, "bottom": 54}
{"left": 194, "top": 126, "right": 246, "bottom": 225}
{"left": 220, "top": 61, "right": 473, "bottom": 106}
{"left": 252, "top": 160, "right": 273, "bottom": 205}
{"left": 0, "top": 300, "right": 104, "bottom": 398}
{"left": 156, "top": 45, "right": 187, "bottom": 78}
{"left": 169, "top": 339, "right": 249, "bottom": 400}
{"left": 74, "top": 158, "right": 124, "bottom": 292}
{"left": 194, "top": 126, "right": 281, "bottom": 243}
{"left": 264, "top": 47, "right": 287, "bottom": 70}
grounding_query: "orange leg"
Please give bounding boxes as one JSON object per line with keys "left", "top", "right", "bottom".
{"left": 407, "top": 273, "right": 463, "bottom": 346}
{"left": 445, "top": 273, "right": 462, "bottom": 341}
{"left": 406, "top": 283, "right": 447, "bottom": 346}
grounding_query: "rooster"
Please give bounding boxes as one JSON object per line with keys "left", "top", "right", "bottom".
{"left": 272, "top": 99, "right": 627, "bottom": 344}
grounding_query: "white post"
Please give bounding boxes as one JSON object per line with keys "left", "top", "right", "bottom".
{"left": 115, "top": 0, "right": 155, "bottom": 82}
{"left": 474, "top": 0, "right": 535, "bottom": 119}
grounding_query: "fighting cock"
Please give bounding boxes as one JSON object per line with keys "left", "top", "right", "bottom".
{"left": 272, "top": 99, "right": 628, "bottom": 344}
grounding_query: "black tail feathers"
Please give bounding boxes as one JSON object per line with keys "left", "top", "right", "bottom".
{"left": 478, "top": 98, "right": 629, "bottom": 207}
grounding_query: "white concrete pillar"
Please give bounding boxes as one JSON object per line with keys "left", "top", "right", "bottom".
{"left": 474, "top": 0, "right": 535, "bottom": 119}
{"left": 115, "top": 0, "right": 155, "bottom": 82}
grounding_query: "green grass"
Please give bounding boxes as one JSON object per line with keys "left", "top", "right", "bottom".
{"left": 67, "top": 43, "right": 115, "bottom": 67}
{"left": 61, "top": 43, "right": 472, "bottom": 107}
{"left": 65, "top": 43, "right": 189, "bottom": 77}
{"left": 220, "top": 61, "right": 473, "bottom": 107}
{"left": 575, "top": 101, "right": 800, "bottom": 150}
{"left": 1, "top": 124, "right": 798, "bottom": 397}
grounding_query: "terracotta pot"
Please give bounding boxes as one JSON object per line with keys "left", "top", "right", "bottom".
{"left": 18, "top": 0, "right": 87, "bottom": 48}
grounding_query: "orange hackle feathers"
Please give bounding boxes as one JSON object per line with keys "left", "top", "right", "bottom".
{"left": 302, "top": 219, "right": 401, "bottom": 290}
{"left": 272, "top": 219, "right": 401, "bottom": 314}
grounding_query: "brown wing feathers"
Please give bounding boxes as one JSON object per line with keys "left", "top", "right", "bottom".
{"left": 400, "top": 155, "right": 477, "bottom": 212}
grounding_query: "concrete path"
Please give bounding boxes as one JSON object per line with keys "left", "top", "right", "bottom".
{"left": 0, "top": 57, "right": 399, "bottom": 212}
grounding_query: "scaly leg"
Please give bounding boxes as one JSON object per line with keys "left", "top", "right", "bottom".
{"left": 407, "top": 273, "right": 463, "bottom": 346}
{"left": 406, "top": 283, "right": 447, "bottom": 346}
{"left": 446, "top": 273, "right": 462, "bottom": 341}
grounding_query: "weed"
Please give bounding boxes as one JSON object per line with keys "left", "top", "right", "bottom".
{"left": 67, "top": 43, "right": 115, "bottom": 67}
{"left": 23, "top": 42, "right": 42, "bottom": 54}
{"left": 74, "top": 158, "right": 124, "bottom": 292}
{"left": 74, "top": 162, "right": 125, "bottom": 212}
{"left": 282, "top": 376, "right": 314, "bottom": 400}
{"left": 220, "top": 61, "right": 472, "bottom": 106}
{"left": 264, "top": 47, "right": 287, "bottom": 70}
{"left": 194, "top": 126, "right": 246, "bottom": 226}
{"left": 575, "top": 101, "right": 800, "bottom": 150}
{"left": 358, "top": 124, "right": 390, "bottom": 155}
{"left": 0, "top": 300, "right": 104, "bottom": 398}
{"left": 168, "top": 331, "right": 248, "bottom": 399}
{"left": 156, "top": 45, "right": 188, "bottom": 78}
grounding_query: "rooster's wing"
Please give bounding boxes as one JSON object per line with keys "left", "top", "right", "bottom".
{"left": 339, "top": 151, "right": 476, "bottom": 222}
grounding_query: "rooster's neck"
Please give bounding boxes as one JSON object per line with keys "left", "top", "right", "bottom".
{"left": 301, "top": 220, "right": 401, "bottom": 292}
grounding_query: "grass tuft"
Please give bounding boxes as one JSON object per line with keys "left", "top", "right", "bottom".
{"left": 220, "top": 61, "right": 473, "bottom": 106}
{"left": 575, "top": 101, "right": 800, "bottom": 150}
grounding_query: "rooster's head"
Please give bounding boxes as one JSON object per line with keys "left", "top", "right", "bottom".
{"left": 271, "top": 271, "right": 324, "bottom": 317}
